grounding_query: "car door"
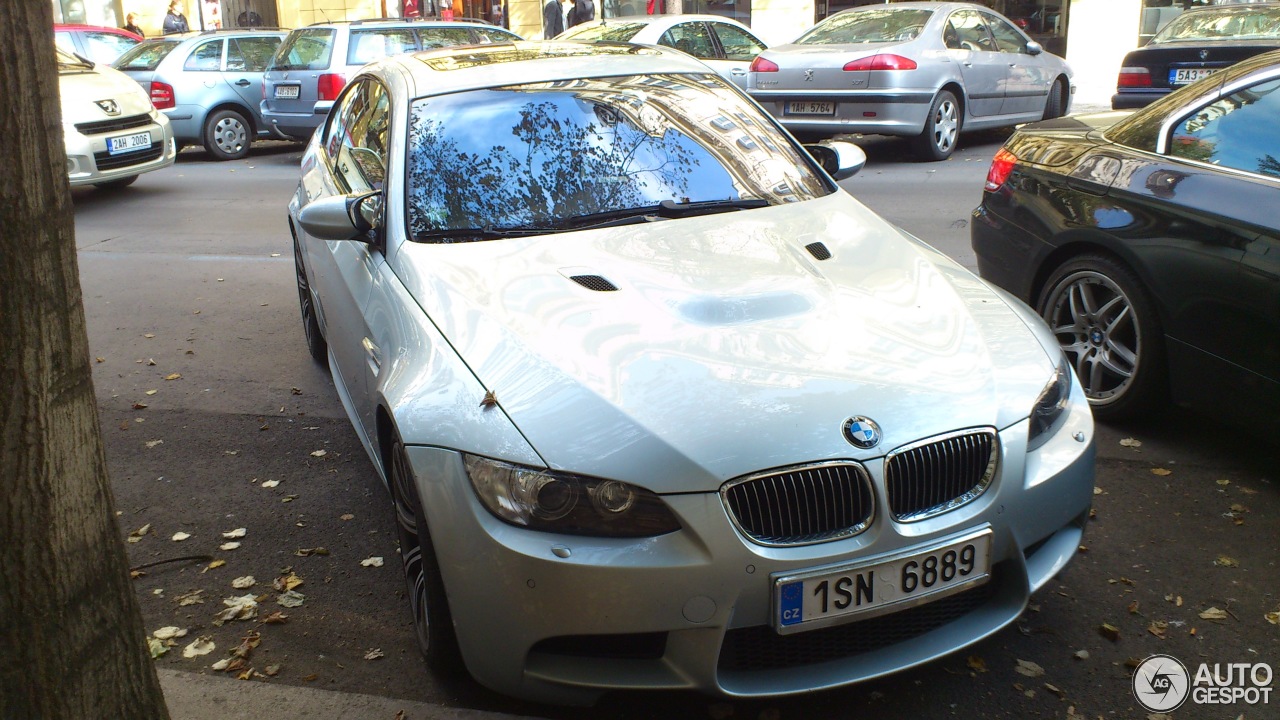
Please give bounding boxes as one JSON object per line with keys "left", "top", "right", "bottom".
{"left": 943, "top": 9, "right": 1007, "bottom": 117}
{"left": 708, "top": 21, "right": 767, "bottom": 90}
{"left": 981, "top": 10, "right": 1051, "bottom": 117}
{"left": 304, "top": 78, "right": 390, "bottom": 441}
{"left": 223, "top": 36, "right": 282, "bottom": 118}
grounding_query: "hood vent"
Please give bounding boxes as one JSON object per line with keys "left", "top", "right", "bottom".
{"left": 569, "top": 274, "right": 619, "bottom": 292}
{"left": 805, "top": 242, "right": 832, "bottom": 261}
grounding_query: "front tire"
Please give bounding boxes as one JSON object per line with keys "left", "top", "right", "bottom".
{"left": 1042, "top": 79, "right": 1065, "bottom": 120}
{"left": 913, "top": 90, "right": 960, "bottom": 161}
{"left": 388, "top": 435, "right": 463, "bottom": 674}
{"left": 293, "top": 236, "right": 327, "bottom": 363}
{"left": 203, "top": 109, "right": 251, "bottom": 161}
{"left": 1037, "top": 255, "right": 1167, "bottom": 420}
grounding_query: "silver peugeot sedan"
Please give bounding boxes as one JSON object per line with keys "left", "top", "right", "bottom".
{"left": 289, "top": 41, "right": 1095, "bottom": 705}
{"left": 747, "top": 2, "right": 1073, "bottom": 160}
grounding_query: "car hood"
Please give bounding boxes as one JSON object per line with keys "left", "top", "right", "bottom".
{"left": 393, "top": 192, "right": 1057, "bottom": 492}
{"left": 59, "top": 64, "right": 153, "bottom": 124}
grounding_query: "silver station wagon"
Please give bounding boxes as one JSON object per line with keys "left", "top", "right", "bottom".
{"left": 289, "top": 41, "right": 1095, "bottom": 705}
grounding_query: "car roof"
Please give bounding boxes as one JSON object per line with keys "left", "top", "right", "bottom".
{"left": 380, "top": 40, "right": 725, "bottom": 97}
{"left": 55, "top": 23, "right": 142, "bottom": 39}
{"left": 303, "top": 17, "right": 498, "bottom": 29}
{"left": 578, "top": 14, "right": 751, "bottom": 26}
{"left": 830, "top": 1, "right": 995, "bottom": 13}
{"left": 162, "top": 28, "right": 290, "bottom": 41}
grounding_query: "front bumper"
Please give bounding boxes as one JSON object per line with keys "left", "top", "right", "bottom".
{"left": 64, "top": 112, "right": 176, "bottom": 187}
{"left": 405, "top": 385, "right": 1095, "bottom": 705}
{"left": 748, "top": 89, "right": 934, "bottom": 137}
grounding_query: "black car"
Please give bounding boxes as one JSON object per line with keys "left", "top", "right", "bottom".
{"left": 1113, "top": 2, "right": 1280, "bottom": 109}
{"left": 972, "top": 49, "right": 1279, "bottom": 433}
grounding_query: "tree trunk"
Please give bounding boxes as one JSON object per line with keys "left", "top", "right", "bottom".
{"left": 0, "top": 4, "right": 171, "bottom": 718}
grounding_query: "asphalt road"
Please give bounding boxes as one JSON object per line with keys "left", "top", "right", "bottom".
{"left": 75, "top": 136, "right": 1280, "bottom": 720}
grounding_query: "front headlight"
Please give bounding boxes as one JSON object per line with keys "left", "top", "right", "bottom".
{"left": 1028, "top": 356, "right": 1071, "bottom": 451}
{"left": 463, "top": 455, "right": 681, "bottom": 538}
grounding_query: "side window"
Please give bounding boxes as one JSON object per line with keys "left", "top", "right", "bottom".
{"left": 658, "top": 22, "right": 717, "bottom": 61}
{"left": 327, "top": 80, "right": 391, "bottom": 193}
{"left": 1168, "top": 78, "right": 1280, "bottom": 178}
{"left": 184, "top": 40, "right": 224, "bottom": 71}
{"left": 55, "top": 31, "right": 76, "bottom": 55}
{"left": 418, "top": 27, "right": 482, "bottom": 49}
{"left": 227, "top": 37, "right": 281, "bottom": 72}
{"left": 946, "top": 10, "right": 993, "bottom": 52}
{"left": 711, "top": 23, "right": 765, "bottom": 62}
{"left": 472, "top": 28, "right": 520, "bottom": 44}
{"left": 982, "top": 12, "right": 1030, "bottom": 54}
{"left": 348, "top": 29, "right": 417, "bottom": 65}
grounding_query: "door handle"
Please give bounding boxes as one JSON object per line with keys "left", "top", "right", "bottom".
{"left": 731, "top": 68, "right": 746, "bottom": 75}
{"left": 235, "top": 79, "right": 251, "bottom": 87}
{"left": 362, "top": 337, "right": 382, "bottom": 373}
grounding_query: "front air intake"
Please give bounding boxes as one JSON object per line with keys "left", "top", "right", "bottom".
{"left": 805, "top": 242, "right": 832, "bottom": 260}
{"left": 569, "top": 275, "right": 618, "bottom": 292}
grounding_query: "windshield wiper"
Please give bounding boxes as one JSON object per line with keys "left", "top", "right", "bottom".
{"left": 561, "top": 198, "right": 771, "bottom": 230}
{"left": 412, "top": 227, "right": 555, "bottom": 243}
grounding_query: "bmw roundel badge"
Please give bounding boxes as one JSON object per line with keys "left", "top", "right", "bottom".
{"left": 842, "top": 416, "right": 881, "bottom": 449}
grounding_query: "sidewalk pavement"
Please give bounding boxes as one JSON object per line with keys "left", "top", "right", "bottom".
{"left": 159, "top": 670, "right": 546, "bottom": 720}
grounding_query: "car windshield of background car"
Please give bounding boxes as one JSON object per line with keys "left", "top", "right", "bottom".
{"left": 269, "top": 29, "right": 335, "bottom": 71}
{"left": 1168, "top": 77, "right": 1280, "bottom": 177}
{"left": 558, "top": 22, "right": 647, "bottom": 42}
{"left": 795, "top": 8, "right": 932, "bottom": 45}
{"left": 405, "top": 73, "right": 829, "bottom": 240}
{"left": 1151, "top": 7, "right": 1280, "bottom": 43}
{"left": 113, "top": 40, "right": 180, "bottom": 71}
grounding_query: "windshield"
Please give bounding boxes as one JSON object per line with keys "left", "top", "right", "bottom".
{"left": 113, "top": 39, "right": 179, "bottom": 70}
{"left": 558, "top": 22, "right": 646, "bottom": 42}
{"left": 406, "top": 73, "right": 829, "bottom": 240}
{"left": 56, "top": 47, "right": 94, "bottom": 72}
{"left": 270, "top": 28, "right": 335, "bottom": 71}
{"left": 1151, "top": 7, "right": 1280, "bottom": 42}
{"left": 796, "top": 8, "right": 933, "bottom": 45}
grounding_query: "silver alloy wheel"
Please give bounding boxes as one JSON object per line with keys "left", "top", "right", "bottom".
{"left": 212, "top": 115, "right": 246, "bottom": 155}
{"left": 930, "top": 97, "right": 959, "bottom": 154}
{"left": 1041, "top": 269, "right": 1140, "bottom": 404}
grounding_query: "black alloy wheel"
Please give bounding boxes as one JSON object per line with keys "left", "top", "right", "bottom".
{"left": 388, "top": 435, "right": 463, "bottom": 673}
{"left": 1037, "top": 254, "right": 1167, "bottom": 420}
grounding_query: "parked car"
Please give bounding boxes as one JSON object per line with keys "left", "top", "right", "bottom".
{"left": 55, "top": 23, "right": 141, "bottom": 65}
{"left": 555, "top": 14, "right": 767, "bottom": 88}
{"left": 973, "top": 49, "right": 1280, "bottom": 432}
{"left": 112, "top": 29, "right": 288, "bottom": 161}
{"left": 58, "top": 48, "right": 175, "bottom": 189}
{"left": 746, "top": 1, "right": 1073, "bottom": 161}
{"left": 260, "top": 18, "right": 521, "bottom": 142}
{"left": 1113, "top": 2, "right": 1280, "bottom": 110}
{"left": 289, "top": 40, "right": 1095, "bottom": 704}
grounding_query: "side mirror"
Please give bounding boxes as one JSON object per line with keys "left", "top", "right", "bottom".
{"left": 805, "top": 140, "right": 867, "bottom": 181}
{"left": 1025, "top": 40, "right": 1043, "bottom": 55}
{"left": 297, "top": 192, "right": 381, "bottom": 241}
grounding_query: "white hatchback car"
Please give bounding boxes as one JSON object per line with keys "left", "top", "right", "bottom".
{"left": 58, "top": 48, "right": 175, "bottom": 189}
{"left": 556, "top": 14, "right": 767, "bottom": 88}
{"left": 290, "top": 41, "right": 1094, "bottom": 705}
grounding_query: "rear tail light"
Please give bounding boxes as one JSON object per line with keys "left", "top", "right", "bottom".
{"left": 1117, "top": 67, "right": 1152, "bottom": 88}
{"left": 985, "top": 147, "right": 1018, "bottom": 192}
{"left": 150, "top": 81, "right": 175, "bottom": 109}
{"left": 749, "top": 56, "right": 779, "bottom": 73}
{"left": 317, "top": 73, "right": 346, "bottom": 101}
{"left": 843, "top": 54, "right": 917, "bottom": 71}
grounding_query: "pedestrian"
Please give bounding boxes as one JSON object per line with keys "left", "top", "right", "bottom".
{"left": 543, "top": 0, "right": 564, "bottom": 38}
{"left": 567, "top": 0, "right": 594, "bottom": 27}
{"left": 202, "top": 0, "right": 221, "bottom": 29}
{"left": 162, "top": 1, "right": 189, "bottom": 34}
{"left": 123, "top": 12, "right": 145, "bottom": 37}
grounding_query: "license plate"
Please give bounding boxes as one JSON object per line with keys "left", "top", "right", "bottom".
{"left": 107, "top": 131, "right": 152, "bottom": 155}
{"left": 774, "top": 529, "right": 992, "bottom": 634}
{"left": 275, "top": 84, "right": 301, "bottom": 99}
{"left": 787, "top": 101, "right": 835, "bottom": 115}
{"left": 1170, "top": 68, "right": 1216, "bottom": 85}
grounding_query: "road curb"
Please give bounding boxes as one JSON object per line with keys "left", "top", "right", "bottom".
{"left": 159, "top": 669, "right": 545, "bottom": 720}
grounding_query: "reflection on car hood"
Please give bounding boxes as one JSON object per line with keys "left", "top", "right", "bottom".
{"left": 59, "top": 64, "right": 154, "bottom": 124}
{"left": 394, "top": 192, "right": 1055, "bottom": 492}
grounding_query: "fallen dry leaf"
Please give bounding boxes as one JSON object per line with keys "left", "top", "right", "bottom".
{"left": 276, "top": 590, "right": 305, "bottom": 608}
{"left": 294, "top": 547, "right": 328, "bottom": 557}
{"left": 1216, "top": 478, "right": 1231, "bottom": 486}
{"left": 231, "top": 631, "right": 261, "bottom": 659}
{"left": 1014, "top": 659, "right": 1045, "bottom": 678}
{"left": 1265, "top": 611, "right": 1279, "bottom": 625}
{"left": 261, "top": 610, "right": 289, "bottom": 624}
{"left": 360, "top": 557, "right": 384, "bottom": 568}
{"left": 1128, "top": 600, "right": 1140, "bottom": 614}
{"left": 310, "top": 449, "right": 327, "bottom": 458}
{"left": 182, "top": 637, "right": 215, "bottom": 658}
{"left": 1215, "top": 556, "right": 1239, "bottom": 568}
{"left": 127, "top": 524, "right": 152, "bottom": 543}
{"left": 364, "top": 648, "right": 385, "bottom": 660}
{"left": 231, "top": 576, "right": 256, "bottom": 589}
{"left": 145, "top": 389, "right": 158, "bottom": 396}
{"left": 164, "top": 373, "right": 181, "bottom": 381}
{"left": 146, "top": 440, "right": 164, "bottom": 449}
{"left": 1148, "top": 621, "right": 1168, "bottom": 639}
{"left": 175, "top": 589, "right": 204, "bottom": 606}
{"left": 171, "top": 532, "right": 191, "bottom": 542}
{"left": 966, "top": 655, "right": 988, "bottom": 673}
{"left": 210, "top": 658, "right": 232, "bottom": 671}
{"left": 273, "top": 573, "right": 304, "bottom": 592}
{"left": 1073, "top": 650, "right": 1089, "bottom": 661}
{"left": 261, "top": 480, "right": 280, "bottom": 488}
{"left": 264, "top": 664, "right": 280, "bottom": 677}
{"left": 148, "top": 637, "right": 168, "bottom": 659}
{"left": 219, "top": 542, "right": 241, "bottom": 551}
{"left": 204, "top": 559, "right": 226, "bottom": 572}
{"left": 340, "top": 513, "right": 354, "bottom": 521}
{"left": 1099, "top": 623, "right": 1121, "bottom": 642}
{"left": 1044, "top": 683, "right": 1065, "bottom": 698}
{"left": 222, "top": 528, "right": 247, "bottom": 539}
{"left": 144, "top": 333, "right": 155, "bottom": 338}
{"left": 132, "top": 402, "right": 148, "bottom": 410}
{"left": 1151, "top": 467, "right": 1173, "bottom": 476}
{"left": 153, "top": 626, "right": 188, "bottom": 640}
{"left": 1119, "top": 437, "right": 1142, "bottom": 448}
{"left": 213, "top": 595, "right": 259, "bottom": 626}
{"left": 480, "top": 390, "right": 498, "bottom": 408}
{"left": 1200, "top": 607, "right": 1229, "bottom": 621}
